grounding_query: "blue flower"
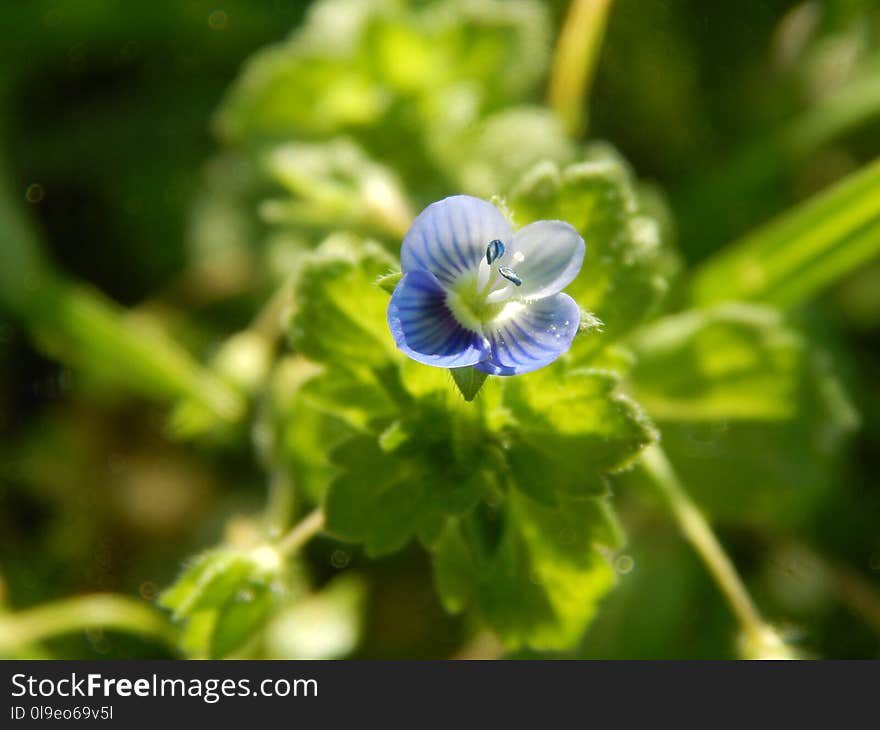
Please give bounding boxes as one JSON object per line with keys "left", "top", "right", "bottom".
{"left": 388, "top": 195, "right": 585, "bottom": 375}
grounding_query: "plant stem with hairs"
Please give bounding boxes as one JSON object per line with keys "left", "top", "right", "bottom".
{"left": 639, "top": 444, "right": 795, "bottom": 659}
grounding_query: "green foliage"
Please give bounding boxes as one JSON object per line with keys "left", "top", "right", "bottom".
{"left": 237, "top": 51, "right": 686, "bottom": 646}
{"left": 440, "top": 107, "right": 575, "bottom": 199}
{"left": 261, "top": 138, "right": 413, "bottom": 238}
{"left": 279, "top": 238, "right": 656, "bottom": 646}
{"left": 0, "top": 161, "right": 244, "bottom": 437}
{"left": 217, "top": 0, "right": 549, "bottom": 137}
{"left": 376, "top": 270, "right": 403, "bottom": 294}
{"left": 160, "top": 546, "right": 289, "bottom": 658}
{"left": 325, "top": 435, "right": 487, "bottom": 555}
{"left": 508, "top": 146, "right": 681, "bottom": 346}
{"left": 691, "top": 158, "right": 880, "bottom": 308}
{"left": 4, "top": 0, "right": 877, "bottom": 662}
{"left": 627, "top": 305, "right": 859, "bottom": 527}
{"left": 288, "top": 235, "right": 399, "bottom": 374}
{"left": 216, "top": 0, "right": 551, "bottom": 196}
{"left": 501, "top": 365, "right": 655, "bottom": 502}
{"left": 433, "top": 491, "right": 623, "bottom": 651}
{"left": 0, "top": 164, "right": 52, "bottom": 315}
{"left": 628, "top": 304, "right": 804, "bottom": 422}
{"left": 29, "top": 281, "right": 244, "bottom": 438}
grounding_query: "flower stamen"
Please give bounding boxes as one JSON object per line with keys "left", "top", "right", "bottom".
{"left": 499, "top": 266, "right": 522, "bottom": 287}
{"left": 486, "top": 239, "right": 505, "bottom": 265}
{"left": 479, "top": 239, "right": 511, "bottom": 297}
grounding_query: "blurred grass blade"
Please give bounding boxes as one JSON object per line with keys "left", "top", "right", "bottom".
{"left": 0, "top": 594, "right": 178, "bottom": 655}
{"left": 0, "top": 169, "right": 243, "bottom": 427}
{"left": 676, "top": 57, "right": 880, "bottom": 259}
{"left": 0, "top": 169, "right": 52, "bottom": 311}
{"left": 785, "top": 56, "right": 880, "bottom": 159}
{"left": 691, "top": 157, "right": 880, "bottom": 308}
{"left": 547, "top": 0, "right": 614, "bottom": 137}
{"left": 31, "top": 280, "right": 243, "bottom": 423}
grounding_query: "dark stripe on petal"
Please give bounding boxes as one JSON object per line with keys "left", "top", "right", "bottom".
{"left": 400, "top": 196, "right": 512, "bottom": 287}
{"left": 388, "top": 269, "right": 488, "bottom": 368}
{"left": 481, "top": 294, "right": 581, "bottom": 375}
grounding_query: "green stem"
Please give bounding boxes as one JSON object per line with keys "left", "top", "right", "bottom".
{"left": 275, "top": 508, "right": 326, "bottom": 558}
{"left": 0, "top": 594, "right": 178, "bottom": 654}
{"left": 264, "top": 467, "right": 296, "bottom": 539}
{"left": 547, "top": 0, "right": 615, "bottom": 137}
{"left": 639, "top": 444, "right": 794, "bottom": 658}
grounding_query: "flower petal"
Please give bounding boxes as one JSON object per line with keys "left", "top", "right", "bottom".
{"left": 401, "top": 195, "right": 513, "bottom": 288}
{"left": 505, "top": 220, "right": 585, "bottom": 300}
{"left": 388, "top": 270, "right": 488, "bottom": 368}
{"left": 474, "top": 293, "right": 580, "bottom": 375}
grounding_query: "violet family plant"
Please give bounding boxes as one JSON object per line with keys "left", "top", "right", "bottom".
{"left": 1, "top": 0, "right": 875, "bottom": 659}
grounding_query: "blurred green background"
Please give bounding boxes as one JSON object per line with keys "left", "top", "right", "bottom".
{"left": 0, "top": 0, "right": 878, "bottom": 658}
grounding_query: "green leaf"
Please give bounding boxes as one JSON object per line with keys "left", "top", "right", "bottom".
{"left": 176, "top": 611, "right": 218, "bottom": 660}
{"left": 261, "top": 139, "right": 412, "bottom": 239}
{"left": 160, "top": 545, "right": 288, "bottom": 658}
{"left": 435, "top": 107, "right": 575, "bottom": 198}
{"left": 432, "top": 490, "right": 623, "bottom": 651}
{"left": 214, "top": 0, "right": 551, "bottom": 204}
{"left": 691, "top": 157, "right": 880, "bottom": 309}
{"left": 280, "top": 400, "right": 355, "bottom": 504}
{"left": 298, "top": 368, "right": 398, "bottom": 430}
{"left": 628, "top": 321, "right": 859, "bottom": 527}
{"left": 268, "top": 358, "right": 361, "bottom": 504}
{"left": 215, "top": 27, "right": 387, "bottom": 142}
{"left": 288, "top": 236, "right": 399, "bottom": 375}
{"left": 216, "top": 0, "right": 550, "bottom": 145}
{"left": 500, "top": 362, "right": 657, "bottom": 502}
{"left": 509, "top": 146, "right": 680, "bottom": 346}
{"left": 159, "top": 547, "right": 283, "bottom": 619}
{"left": 380, "top": 0, "right": 550, "bottom": 106}
{"left": 628, "top": 304, "right": 805, "bottom": 421}
{"left": 159, "top": 550, "right": 259, "bottom": 620}
{"left": 577, "top": 531, "right": 721, "bottom": 659}
{"left": 209, "top": 584, "right": 276, "bottom": 659}
{"left": 451, "top": 367, "right": 489, "bottom": 402}
{"left": 324, "top": 435, "right": 486, "bottom": 556}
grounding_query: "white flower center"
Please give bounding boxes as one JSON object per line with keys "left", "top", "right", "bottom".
{"left": 443, "top": 241, "right": 525, "bottom": 335}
